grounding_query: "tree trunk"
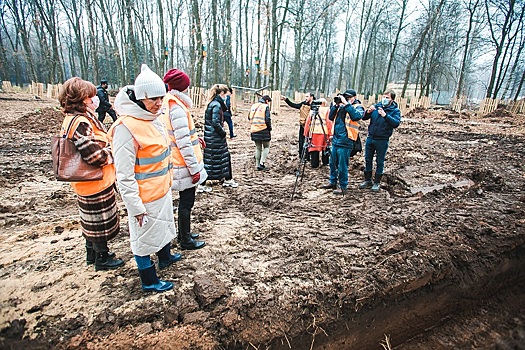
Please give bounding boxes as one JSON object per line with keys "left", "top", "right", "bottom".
{"left": 456, "top": 0, "right": 479, "bottom": 99}
{"left": 337, "top": 6, "right": 352, "bottom": 90}
{"left": 191, "top": 0, "right": 204, "bottom": 87}
{"left": 401, "top": 0, "right": 445, "bottom": 98}
{"left": 485, "top": 0, "right": 515, "bottom": 98}
{"left": 383, "top": 0, "right": 408, "bottom": 92}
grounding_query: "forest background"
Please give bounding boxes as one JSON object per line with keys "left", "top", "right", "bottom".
{"left": 0, "top": 0, "right": 524, "bottom": 103}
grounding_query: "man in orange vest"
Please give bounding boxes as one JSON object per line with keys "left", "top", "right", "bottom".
{"left": 248, "top": 95, "right": 272, "bottom": 170}
{"left": 281, "top": 92, "right": 314, "bottom": 160}
{"left": 321, "top": 89, "right": 364, "bottom": 195}
{"left": 161, "top": 68, "right": 206, "bottom": 250}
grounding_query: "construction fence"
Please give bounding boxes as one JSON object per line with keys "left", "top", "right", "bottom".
{"left": 6, "top": 81, "right": 524, "bottom": 116}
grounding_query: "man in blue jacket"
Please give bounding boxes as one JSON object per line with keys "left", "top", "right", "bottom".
{"left": 322, "top": 89, "right": 364, "bottom": 195}
{"left": 359, "top": 90, "right": 401, "bottom": 192}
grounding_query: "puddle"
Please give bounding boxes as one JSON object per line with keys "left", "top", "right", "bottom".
{"left": 410, "top": 179, "right": 475, "bottom": 194}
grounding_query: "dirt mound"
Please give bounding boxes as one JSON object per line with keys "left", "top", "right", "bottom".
{"left": 3, "top": 107, "right": 63, "bottom": 135}
{"left": 0, "top": 99, "right": 524, "bottom": 349}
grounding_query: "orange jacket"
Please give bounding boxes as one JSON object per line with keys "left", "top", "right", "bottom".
{"left": 61, "top": 114, "right": 116, "bottom": 196}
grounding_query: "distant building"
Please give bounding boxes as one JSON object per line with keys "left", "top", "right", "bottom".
{"left": 386, "top": 82, "right": 419, "bottom": 98}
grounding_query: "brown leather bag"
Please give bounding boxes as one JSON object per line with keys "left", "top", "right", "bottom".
{"left": 51, "top": 115, "right": 103, "bottom": 182}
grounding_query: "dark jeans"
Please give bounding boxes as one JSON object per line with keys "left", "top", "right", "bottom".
{"left": 223, "top": 114, "right": 235, "bottom": 137}
{"left": 329, "top": 145, "right": 352, "bottom": 189}
{"left": 364, "top": 137, "right": 389, "bottom": 175}
{"left": 98, "top": 109, "right": 117, "bottom": 122}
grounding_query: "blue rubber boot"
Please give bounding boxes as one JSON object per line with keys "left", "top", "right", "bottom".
{"left": 157, "top": 243, "right": 182, "bottom": 270}
{"left": 138, "top": 265, "right": 173, "bottom": 292}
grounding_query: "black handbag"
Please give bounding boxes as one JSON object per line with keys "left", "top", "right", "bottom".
{"left": 350, "top": 134, "right": 362, "bottom": 158}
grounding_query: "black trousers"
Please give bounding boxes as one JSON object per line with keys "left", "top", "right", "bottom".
{"left": 178, "top": 187, "right": 196, "bottom": 236}
{"left": 98, "top": 109, "right": 117, "bottom": 122}
{"left": 298, "top": 125, "right": 305, "bottom": 157}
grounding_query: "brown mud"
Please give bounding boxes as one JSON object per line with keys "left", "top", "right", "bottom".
{"left": 0, "top": 93, "right": 524, "bottom": 349}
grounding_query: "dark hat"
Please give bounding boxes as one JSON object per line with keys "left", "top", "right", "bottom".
{"left": 342, "top": 89, "right": 357, "bottom": 97}
{"left": 163, "top": 68, "right": 191, "bottom": 92}
{"left": 100, "top": 79, "right": 108, "bottom": 85}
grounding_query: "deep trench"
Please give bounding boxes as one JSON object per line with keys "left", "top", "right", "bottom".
{"left": 270, "top": 244, "right": 525, "bottom": 350}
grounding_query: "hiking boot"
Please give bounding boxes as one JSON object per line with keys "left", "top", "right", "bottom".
{"left": 94, "top": 252, "right": 125, "bottom": 271}
{"left": 223, "top": 179, "right": 238, "bottom": 188}
{"left": 321, "top": 183, "right": 337, "bottom": 189}
{"left": 333, "top": 188, "right": 347, "bottom": 195}
{"left": 358, "top": 180, "right": 373, "bottom": 189}
{"left": 257, "top": 164, "right": 266, "bottom": 171}
{"left": 371, "top": 173, "right": 382, "bottom": 192}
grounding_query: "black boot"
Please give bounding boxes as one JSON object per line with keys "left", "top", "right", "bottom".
{"left": 95, "top": 252, "right": 125, "bottom": 271}
{"left": 86, "top": 242, "right": 116, "bottom": 265}
{"left": 358, "top": 171, "right": 373, "bottom": 189}
{"left": 86, "top": 245, "right": 96, "bottom": 265}
{"left": 179, "top": 209, "right": 205, "bottom": 250}
{"left": 371, "top": 173, "right": 383, "bottom": 192}
{"left": 138, "top": 265, "right": 173, "bottom": 292}
{"left": 176, "top": 232, "right": 200, "bottom": 243}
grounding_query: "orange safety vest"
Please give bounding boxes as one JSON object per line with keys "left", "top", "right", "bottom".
{"left": 60, "top": 114, "right": 116, "bottom": 196}
{"left": 332, "top": 104, "right": 362, "bottom": 141}
{"left": 108, "top": 116, "right": 172, "bottom": 203}
{"left": 299, "top": 104, "right": 310, "bottom": 126}
{"left": 306, "top": 106, "right": 331, "bottom": 136}
{"left": 160, "top": 94, "right": 203, "bottom": 168}
{"left": 248, "top": 102, "right": 269, "bottom": 133}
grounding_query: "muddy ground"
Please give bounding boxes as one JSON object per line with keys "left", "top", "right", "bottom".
{"left": 0, "top": 93, "right": 524, "bottom": 349}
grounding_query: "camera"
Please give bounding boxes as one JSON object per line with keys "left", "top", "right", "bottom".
{"left": 333, "top": 96, "right": 342, "bottom": 104}
{"left": 310, "top": 99, "right": 323, "bottom": 112}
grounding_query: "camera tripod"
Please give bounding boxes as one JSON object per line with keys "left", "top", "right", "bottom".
{"left": 291, "top": 108, "right": 330, "bottom": 201}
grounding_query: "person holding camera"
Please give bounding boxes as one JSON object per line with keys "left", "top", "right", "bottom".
{"left": 321, "top": 89, "right": 364, "bottom": 195}
{"left": 280, "top": 92, "right": 314, "bottom": 160}
{"left": 358, "top": 90, "right": 401, "bottom": 192}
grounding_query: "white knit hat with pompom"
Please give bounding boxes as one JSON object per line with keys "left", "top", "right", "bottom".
{"left": 134, "top": 64, "right": 166, "bottom": 100}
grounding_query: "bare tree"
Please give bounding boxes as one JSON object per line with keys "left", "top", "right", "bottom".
{"left": 401, "top": 0, "right": 446, "bottom": 98}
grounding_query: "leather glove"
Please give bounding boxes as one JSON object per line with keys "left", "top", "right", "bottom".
{"left": 191, "top": 172, "right": 200, "bottom": 184}
{"left": 198, "top": 136, "right": 206, "bottom": 149}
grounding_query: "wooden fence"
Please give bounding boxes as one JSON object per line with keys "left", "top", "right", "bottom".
{"left": 450, "top": 95, "right": 466, "bottom": 112}
{"left": 6, "top": 81, "right": 525, "bottom": 117}
{"left": 477, "top": 97, "right": 525, "bottom": 115}
{"left": 2, "top": 81, "right": 14, "bottom": 92}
